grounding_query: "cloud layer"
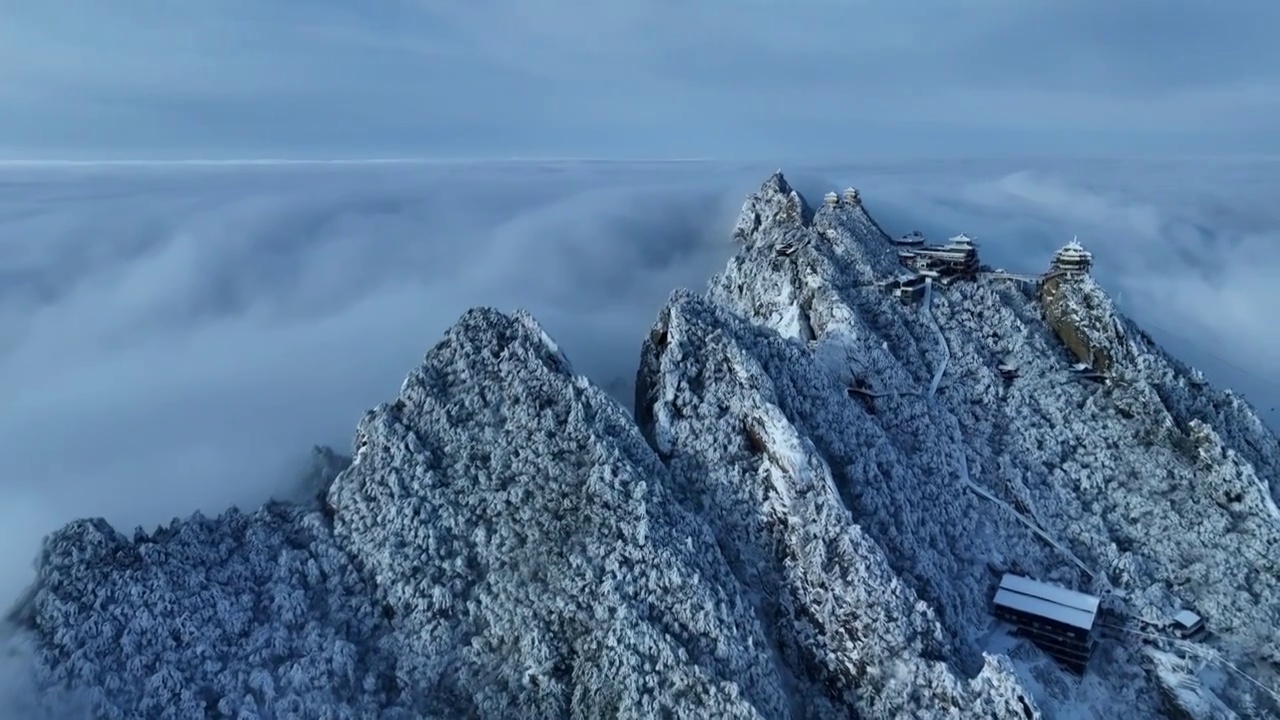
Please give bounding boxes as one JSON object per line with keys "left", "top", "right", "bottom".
{"left": 3, "top": 2, "right": 1280, "bottom": 158}
{"left": 0, "top": 159, "right": 1276, "bottom": 608}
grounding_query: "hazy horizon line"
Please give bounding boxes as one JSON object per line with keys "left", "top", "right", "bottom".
{"left": 0, "top": 157, "right": 723, "bottom": 167}
{"left": 3, "top": 154, "right": 1280, "bottom": 168}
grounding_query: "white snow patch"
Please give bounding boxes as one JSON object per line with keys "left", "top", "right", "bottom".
{"left": 1147, "top": 648, "right": 1239, "bottom": 719}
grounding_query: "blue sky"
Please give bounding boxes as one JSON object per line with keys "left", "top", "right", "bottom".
{"left": 4, "top": 1, "right": 1280, "bottom": 159}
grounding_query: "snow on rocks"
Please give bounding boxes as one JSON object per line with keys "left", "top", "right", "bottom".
{"left": 636, "top": 293, "right": 1041, "bottom": 719}
{"left": 640, "top": 171, "right": 1280, "bottom": 716}
{"left": 327, "top": 307, "right": 790, "bottom": 719}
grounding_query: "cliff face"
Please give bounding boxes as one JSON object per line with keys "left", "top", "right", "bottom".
{"left": 1038, "top": 272, "right": 1129, "bottom": 374}
{"left": 7, "top": 172, "right": 1279, "bottom": 719}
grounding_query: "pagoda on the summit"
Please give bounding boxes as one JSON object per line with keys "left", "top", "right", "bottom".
{"left": 1050, "top": 239, "right": 1093, "bottom": 274}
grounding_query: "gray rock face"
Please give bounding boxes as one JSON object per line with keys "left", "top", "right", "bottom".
{"left": 7, "top": 172, "right": 1279, "bottom": 718}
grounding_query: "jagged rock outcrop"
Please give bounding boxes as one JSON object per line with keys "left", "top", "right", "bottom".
{"left": 11, "top": 310, "right": 800, "bottom": 719}
{"left": 1039, "top": 272, "right": 1130, "bottom": 374}
{"left": 6, "top": 171, "right": 1279, "bottom": 719}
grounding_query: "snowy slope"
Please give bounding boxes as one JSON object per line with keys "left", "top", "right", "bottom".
{"left": 6, "top": 172, "right": 1279, "bottom": 718}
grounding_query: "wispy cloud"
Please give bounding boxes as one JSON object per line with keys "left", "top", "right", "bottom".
{"left": 2, "top": 2, "right": 1279, "bottom": 158}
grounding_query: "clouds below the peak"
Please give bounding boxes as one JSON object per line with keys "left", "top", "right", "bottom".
{"left": 2, "top": 1, "right": 1279, "bottom": 158}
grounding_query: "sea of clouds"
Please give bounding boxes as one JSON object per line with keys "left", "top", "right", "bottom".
{"left": 0, "top": 158, "right": 1275, "bottom": 607}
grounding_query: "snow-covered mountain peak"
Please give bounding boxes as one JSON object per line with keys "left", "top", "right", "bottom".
{"left": 712, "top": 176, "right": 907, "bottom": 342}
{"left": 732, "top": 171, "right": 811, "bottom": 242}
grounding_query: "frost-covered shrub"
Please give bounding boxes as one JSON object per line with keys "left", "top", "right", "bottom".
{"left": 328, "top": 308, "right": 788, "bottom": 719}
{"left": 17, "top": 505, "right": 407, "bottom": 718}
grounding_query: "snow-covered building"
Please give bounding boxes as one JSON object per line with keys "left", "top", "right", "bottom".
{"left": 1068, "top": 362, "right": 1107, "bottom": 383}
{"left": 886, "top": 273, "right": 927, "bottom": 304}
{"left": 1051, "top": 240, "right": 1093, "bottom": 274}
{"left": 899, "top": 233, "right": 980, "bottom": 278}
{"left": 893, "top": 230, "right": 927, "bottom": 246}
{"left": 824, "top": 192, "right": 840, "bottom": 206}
{"left": 1171, "top": 610, "right": 1206, "bottom": 640}
{"left": 992, "top": 574, "right": 1100, "bottom": 674}
{"left": 842, "top": 187, "right": 860, "bottom": 205}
